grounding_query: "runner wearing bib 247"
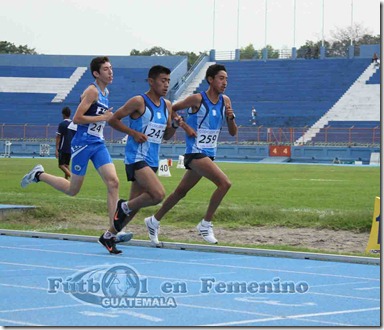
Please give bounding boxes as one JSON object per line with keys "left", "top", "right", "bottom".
{"left": 124, "top": 93, "right": 168, "bottom": 169}
{"left": 109, "top": 65, "right": 183, "bottom": 237}
{"left": 145, "top": 64, "right": 238, "bottom": 245}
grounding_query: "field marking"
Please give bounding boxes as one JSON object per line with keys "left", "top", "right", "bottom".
{"left": 201, "top": 307, "right": 380, "bottom": 326}
{"left": 309, "top": 280, "right": 373, "bottom": 288}
{"left": 79, "top": 311, "right": 117, "bottom": 318}
{"left": 112, "top": 310, "right": 163, "bottom": 322}
{"left": 0, "top": 317, "right": 44, "bottom": 326}
{"left": 291, "top": 178, "right": 347, "bottom": 182}
{"left": 176, "top": 302, "right": 273, "bottom": 317}
{"left": 0, "top": 304, "right": 83, "bottom": 314}
{"left": 353, "top": 286, "right": 380, "bottom": 291}
{"left": 0, "top": 246, "right": 380, "bottom": 282}
{"left": 235, "top": 297, "right": 316, "bottom": 307}
{"left": 306, "top": 291, "right": 379, "bottom": 302}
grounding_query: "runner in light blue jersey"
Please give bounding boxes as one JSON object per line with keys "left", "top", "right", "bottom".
{"left": 124, "top": 93, "right": 168, "bottom": 167}
{"left": 184, "top": 90, "right": 226, "bottom": 157}
{"left": 109, "top": 65, "right": 183, "bottom": 237}
{"left": 145, "top": 64, "right": 238, "bottom": 245}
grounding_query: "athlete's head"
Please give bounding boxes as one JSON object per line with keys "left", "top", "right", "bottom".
{"left": 205, "top": 64, "right": 227, "bottom": 84}
{"left": 90, "top": 56, "right": 111, "bottom": 79}
{"left": 148, "top": 65, "right": 171, "bottom": 96}
{"left": 61, "top": 106, "right": 71, "bottom": 118}
{"left": 148, "top": 65, "right": 171, "bottom": 79}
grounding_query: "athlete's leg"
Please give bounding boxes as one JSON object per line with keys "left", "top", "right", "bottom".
{"left": 154, "top": 170, "right": 202, "bottom": 221}
{"left": 188, "top": 157, "right": 231, "bottom": 221}
{"left": 97, "top": 163, "right": 120, "bottom": 233}
{"left": 127, "top": 166, "right": 165, "bottom": 210}
{"left": 38, "top": 172, "right": 84, "bottom": 196}
{"left": 119, "top": 181, "right": 144, "bottom": 229}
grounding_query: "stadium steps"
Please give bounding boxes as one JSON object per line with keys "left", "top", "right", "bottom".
{"left": 173, "top": 62, "right": 216, "bottom": 103}
{"left": 0, "top": 67, "right": 87, "bottom": 104}
{"left": 51, "top": 67, "right": 87, "bottom": 103}
{"left": 295, "top": 63, "right": 380, "bottom": 145}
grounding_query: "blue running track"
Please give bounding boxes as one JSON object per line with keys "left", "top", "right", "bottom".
{"left": 0, "top": 234, "right": 380, "bottom": 326}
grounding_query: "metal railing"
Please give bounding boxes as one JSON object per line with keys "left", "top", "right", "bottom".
{"left": 0, "top": 124, "right": 380, "bottom": 147}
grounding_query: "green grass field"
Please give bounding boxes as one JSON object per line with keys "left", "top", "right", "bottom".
{"left": 0, "top": 157, "right": 379, "bottom": 236}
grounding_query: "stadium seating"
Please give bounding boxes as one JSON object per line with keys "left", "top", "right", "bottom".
{"left": 311, "top": 120, "right": 380, "bottom": 145}
{"left": 0, "top": 55, "right": 379, "bottom": 148}
{"left": 195, "top": 59, "right": 371, "bottom": 128}
{"left": 366, "top": 67, "right": 380, "bottom": 84}
{"left": 0, "top": 55, "right": 186, "bottom": 125}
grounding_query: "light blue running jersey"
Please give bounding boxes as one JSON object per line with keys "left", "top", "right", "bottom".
{"left": 185, "top": 91, "right": 225, "bottom": 157}
{"left": 72, "top": 82, "right": 109, "bottom": 145}
{"left": 125, "top": 94, "right": 168, "bottom": 167}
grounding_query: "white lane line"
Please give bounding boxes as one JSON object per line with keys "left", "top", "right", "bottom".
{"left": 0, "top": 246, "right": 379, "bottom": 281}
{"left": 200, "top": 307, "right": 380, "bottom": 326}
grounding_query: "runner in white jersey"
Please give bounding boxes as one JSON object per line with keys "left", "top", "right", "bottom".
{"left": 144, "top": 64, "right": 238, "bottom": 245}
{"left": 21, "top": 56, "right": 126, "bottom": 255}
{"left": 109, "top": 65, "right": 183, "bottom": 233}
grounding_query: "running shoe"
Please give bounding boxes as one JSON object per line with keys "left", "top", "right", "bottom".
{"left": 98, "top": 234, "right": 122, "bottom": 254}
{"left": 115, "top": 231, "right": 134, "bottom": 244}
{"left": 196, "top": 220, "right": 218, "bottom": 244}
{"left": 113, "top": 199, "right": 128, "bottom": 232}
{"left": 20, "top": 164, "right": 44, "bottom": 188}
{"left": 144, "top": 216, "right": 160, "bottom": 245}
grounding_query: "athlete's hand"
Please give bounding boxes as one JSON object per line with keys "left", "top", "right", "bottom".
{"left": 174, "top": 115, "right": 197, "bottom": 137}
{"left": 132, "top": 131, "right": 148, "bottom": 143}
{"left": 103, "top": 107, "right": 114, "bottom": 122}
{"left": 225, "top": 103, "right": 235, "bottom": 120}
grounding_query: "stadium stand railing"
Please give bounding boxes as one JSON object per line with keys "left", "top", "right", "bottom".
{"left": 0, "top": 124, "right": 379, "bottom": 147}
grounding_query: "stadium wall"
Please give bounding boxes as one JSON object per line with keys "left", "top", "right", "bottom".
{"left": 0, "top": 141, "right": 379, "bottom": 164}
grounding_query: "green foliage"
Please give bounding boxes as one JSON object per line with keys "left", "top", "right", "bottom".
{"left": 240, "top": 44, "right": 259, "bottom": 59}
{"left": 130, "top": 46, "right": 205, "bottom": 69}
{"left": 0, "top": 41, "right": 37, "bottom": 54}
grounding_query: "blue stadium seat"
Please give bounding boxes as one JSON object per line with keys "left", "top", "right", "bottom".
{"left": 0, "top": 57, "right": 184, "bottom": 125}
{"left": 195, "top": 59, "right": 369, "bottom": 128}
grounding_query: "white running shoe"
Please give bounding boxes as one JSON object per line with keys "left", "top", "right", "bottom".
{"left": 20, "top": 164, "right": 44, "bottom": 188}
{"left": 144, "top": 216, "right": 160, "bottom": 245}
{"left": 115, "top": 231, "right": 134, "bottom": 244}
{"left": 196, "top": 220, "right": 218, "bottom": 244}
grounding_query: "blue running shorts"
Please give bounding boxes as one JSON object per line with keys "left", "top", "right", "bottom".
{"left": 71, "top": 142, "right": 112, "bottom": 176}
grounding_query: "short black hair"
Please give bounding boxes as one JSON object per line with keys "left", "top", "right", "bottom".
{"left": 205, "top": 64, "right": 226, "bottom": 83}
{"left": 90, "top": 56, "right": 110, "bottom": 78}
{"left": 148, "top": 65, "right": 171, "bottom": 79}
{"left": 61, "top": 106, "right": 71, "bottom": 117}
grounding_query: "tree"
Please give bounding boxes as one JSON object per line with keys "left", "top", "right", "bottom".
{"left": 130, "top": 46, "right": 206, "bottom": 70}
{"left": 328, "top": 23, "right": 380, "bottom": 57}
{"left": 297, "top": 41, "right": 330, "bottom": 59}
{"left": 174, "top": 51, "right": 200, "bottom": 69}
{"left": 264, "top": 45, "right": 279, "bottom": 59}
{"left": 240, "top": 44, "right": 260, "bottom": 59}
{"left": 130, "top": 46, "right": 172, "bottom": 56}
{"left": 240, "top": 44, "right": 279, "bottom": 59}
{"left": 0, "top": 41, "right": 37, "bottom": 54}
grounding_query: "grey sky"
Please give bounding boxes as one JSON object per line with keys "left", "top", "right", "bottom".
{"left": 1, "top": 0, "right": 380, "bottom": 55}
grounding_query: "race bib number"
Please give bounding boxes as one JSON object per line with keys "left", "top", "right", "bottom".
{"left": 87, "top": 121, "right": 105, "bottom": 138}
{"left": 197, "top": 129, "right": 220, "bottom": 149}
{"left": 146, "top": 122, "right": 166, "bottom": 144}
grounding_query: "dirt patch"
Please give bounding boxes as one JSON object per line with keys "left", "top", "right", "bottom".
{"left": 112, "top": 222, "right": 370, "bottom": 254}
{"left": 8, "top": 213, "right": 369, "bottom": 254}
